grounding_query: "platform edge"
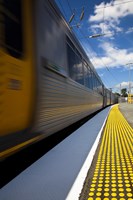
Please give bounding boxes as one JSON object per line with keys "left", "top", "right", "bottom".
{"left": 65, "top": 106, "right": 113, "bottom": 200}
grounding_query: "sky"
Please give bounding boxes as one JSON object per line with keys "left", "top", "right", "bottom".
{"left": 55, "top": 0, "right": 133, "bottom": 94}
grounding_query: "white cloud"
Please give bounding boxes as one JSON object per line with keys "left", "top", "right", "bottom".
{"left": 90, "top": 23, "right": 114, "bottom": 36}
{"left": 89, "top": 42, "right": 133, "bottom": 69}
{"left": 89, "top": 0, "right": 133, "bottom": 35}
{"left": 99, "top": 73, "right": 104, "bottom": 77}
{"left": 89, "top": 55, "right": 113, "bottom": 69}
{"left": 89, "top": 0, "right": 133, "bottom": 23}
{"left": 114, "top": 81, "right": 133, "bottom": 94}
{"left": 113, "top": 81, "right": 133, "bottom": 93}
{"left": 82, "top": 1, "right": 133, "bottom": 70}
{"left": 126, "top": 27, "right": 133, "bottom": 34}
{"left": 115, "top": 81, "right": 131, "bottom": 88}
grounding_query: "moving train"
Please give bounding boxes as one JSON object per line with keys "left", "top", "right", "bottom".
{"left": 0, "top": 0, "right": 117, "bottom": 159}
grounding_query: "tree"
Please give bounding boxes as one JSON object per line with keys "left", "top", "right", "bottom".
{"left": 114, "top": 92, "right": 120, "bottom": 96}
{"left": 121, "top": 88, "right": 128, "bottom": 97}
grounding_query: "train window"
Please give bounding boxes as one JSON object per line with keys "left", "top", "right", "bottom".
{"left": 89, "top": 69, "right": 94, "bottom": 90}
{"left": 97, "top": 80, "right": 100, "bottom": 93}
{"left": 3, "top": 0, "right": 23, "bottom": 58}
{"left": 75, "top": 55, "right": 84, "bottom": 85}
{"left": 67, "top": 43, "right": 84, "bottom": 85}
{"left": 67, "top": 37, "right": 84, "bottom": 85}
{"left": 67, "top": 44, "right": 77, "bottom": 81}
{"left": 84, "top": 65, "right": 89, "bottom": 88}
{"left": 84, "top": 65, "right": 93, "bottom": 90}
{"left": 93, "top": 75, "right": 97, "bottom": 91}
{"left": 92, "top": 73, "right": 95, "bottom": 90}
{"left": 84, "top": 65, "right": 88, "bottom": 87}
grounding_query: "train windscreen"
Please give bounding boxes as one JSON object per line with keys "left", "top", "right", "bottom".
{"left": 2, "top": 0, "right": 23, "bottom": 58}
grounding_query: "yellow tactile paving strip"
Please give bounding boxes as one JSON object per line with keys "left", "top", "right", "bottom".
{"left": 86, "top": 105, "right": 133, "bottom": 200}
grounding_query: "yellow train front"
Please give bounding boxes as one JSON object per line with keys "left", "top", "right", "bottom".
{"left": 0, "top": 0, "right": 116, "bottom": 160}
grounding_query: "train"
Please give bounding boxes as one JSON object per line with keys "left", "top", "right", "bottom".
{"left": 0, "top": 0, "right": 117, "bottom": 159}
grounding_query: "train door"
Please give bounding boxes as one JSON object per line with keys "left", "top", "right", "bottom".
{"left": 0, "top": 0, "right": 35, "bottom": 136}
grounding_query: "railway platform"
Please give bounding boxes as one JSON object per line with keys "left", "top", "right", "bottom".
{"left": 79, "top": 104, "right": 133, "bottom": 200}
{"left": 0, "top": 103, "right": 133, "bottom": 200}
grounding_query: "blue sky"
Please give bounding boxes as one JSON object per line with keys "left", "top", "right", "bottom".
{"left": 55, "top": 0, "right": 133, "bottom": 93}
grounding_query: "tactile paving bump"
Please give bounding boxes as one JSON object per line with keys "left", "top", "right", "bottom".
{"left": 81, "top": 105, "right": 133, "bottom": 200}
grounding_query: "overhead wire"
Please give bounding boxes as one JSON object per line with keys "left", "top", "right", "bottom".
{"left": 57, "top": 0, "right": 68, "bottom": 19}
{"left": 64, "top": 0, "right": 119, "bottom": 86}
{"left": 96, "top": 0, "right": 133, "bottom": 9}
{"left": 66, "top": 0, "right": 73, "bottom": 13}
{"left": 102, "top": 4, "right": 105, "bottom": 34}
{"left": 74, "top": 0, "right": 133, "bottom": 12}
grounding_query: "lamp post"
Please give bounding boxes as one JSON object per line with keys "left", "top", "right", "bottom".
{"left": 126, "top": 63, "right": 133, "bottom": 94}
{"left": 120, "top": 83, "right": 121, "bottom": 96}
{"left": 126, "top": 63, "right": 133, "bottom": 103}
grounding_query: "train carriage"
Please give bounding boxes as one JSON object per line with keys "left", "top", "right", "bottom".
{"left": 0, "top": 0, "right": 116, "bottom": 159}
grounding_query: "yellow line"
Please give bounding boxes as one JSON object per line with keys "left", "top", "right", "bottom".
{"left": 0, "top": 135, "right": 43, "bottom": 160}
{"left": 87, "top": 104, "right": 133, "bottom": 199}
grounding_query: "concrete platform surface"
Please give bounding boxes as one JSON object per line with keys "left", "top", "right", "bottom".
{"left": 119, "top": 103, "right": 133, "bottom": 128}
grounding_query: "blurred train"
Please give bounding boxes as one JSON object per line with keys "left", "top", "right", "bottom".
{"left": 0, "top": 0, "right": 118, "bottom": 159}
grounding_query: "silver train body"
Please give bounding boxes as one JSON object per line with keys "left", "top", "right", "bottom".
{"left": 33, "top": 0, "right": 117, "bottom": 135}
